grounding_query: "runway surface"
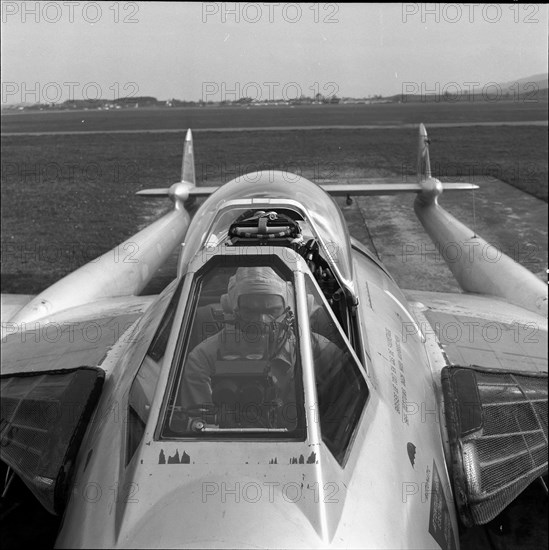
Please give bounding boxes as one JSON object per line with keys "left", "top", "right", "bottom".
{"left": 2, "top": 120, "right": 547, "bottom": 137}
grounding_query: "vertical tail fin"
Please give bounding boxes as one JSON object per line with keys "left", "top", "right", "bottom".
{"left": 416, "top": 123, "right": 442, "bottom": 203}
{"left": 417, "top": 122, "right": 432, "bottom": 181}
{"left": 136, "top": 129, "right": 198, "bottom": 209}
{"left": 181, "top": 128, "right": 196, "bottom": 185}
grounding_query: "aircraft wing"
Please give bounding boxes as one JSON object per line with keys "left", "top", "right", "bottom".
{"left": 136, "top": 186, "right": 221, "bottom": 198}
{"left": 405, "top": 289, "right": 548, "bottom": 527}
{"left": 320, "top": 181, "right": 477, "bottom": 196}
{"left": 0, "top": 296, "right": 157, "bottom": 514}
{"left": 1, "top": 296, "right": 155, "bottom": 375}
{"left": 137, "top": 181, "right": 476, "bottom": 199}
{"left": 1, "top": 294, "right": 35, "bottom": 323}
{"left": 405, "top": 289, "right": 547, "bottom": 373}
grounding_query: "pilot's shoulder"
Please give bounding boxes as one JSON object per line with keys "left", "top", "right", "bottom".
{"left": 311, "top": 332, "right": 328, "bottom": 344}
{"left": 310, "top": 331, "right": 338, "bottom": 351}
{"left": 188, "top": 331, "right": 224, "bottom": 357}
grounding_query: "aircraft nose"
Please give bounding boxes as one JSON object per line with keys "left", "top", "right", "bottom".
{"left": 117, "top": 476, "right": 326, "bottom": 549}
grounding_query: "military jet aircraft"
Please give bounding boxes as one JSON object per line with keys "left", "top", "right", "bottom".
{"left": 1, "top": 125, "right": 547, "bottom": 549}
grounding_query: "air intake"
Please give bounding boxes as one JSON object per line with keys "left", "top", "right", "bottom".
{"left": 1, "top": 367, "right": 105, "bottom": 515}
{"left": 442, "top": 366, "right": 547, "bottom": 526}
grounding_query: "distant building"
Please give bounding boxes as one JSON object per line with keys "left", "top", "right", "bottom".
{"left": 115, "top": 96, "right": 158, "bottom": 107}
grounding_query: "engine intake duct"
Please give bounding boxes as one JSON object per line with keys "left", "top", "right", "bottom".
{"left": 441, "top": 366, "right": 548, "bottom": 526}
{"left": 0, "top": 367, "right": 105, "bottom": 515}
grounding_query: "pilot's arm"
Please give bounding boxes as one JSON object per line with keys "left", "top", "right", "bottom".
{"left": 266, "top": 331, "right": 343, "bottom": 399}
{"left": 179, "top": 335, "right": 218, "bottom": 407}
{"left": 311, "top": 332, "right": 356, "bottom": 435}
{"left": 311, "top": 332, "right": 347, "bottom": 390}
{"left": 312, "top": 332, "right": 344, "bottom": 365}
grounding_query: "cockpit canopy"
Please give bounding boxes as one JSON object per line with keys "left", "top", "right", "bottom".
{"left": 178, "top": 171, "right": 357, "bottom": 305}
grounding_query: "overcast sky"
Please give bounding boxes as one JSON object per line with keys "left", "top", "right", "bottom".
{"left": 1, "top": 2, "right": 548, "bottom": 104}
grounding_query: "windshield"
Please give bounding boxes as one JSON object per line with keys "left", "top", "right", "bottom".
{"left": 161, "top": 260, "right": 306, "bottom": 439}
{"left": 305, "top": 275, "right": 369, "bottom": 465}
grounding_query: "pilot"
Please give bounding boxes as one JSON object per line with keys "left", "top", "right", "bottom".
{"left": 179, "top": 266, "right": 345, "bottom": 428}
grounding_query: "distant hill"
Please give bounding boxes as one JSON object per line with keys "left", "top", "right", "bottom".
{"left": 394, "top": 72, "right": 548, "bottom": 103}
{"left": 498, "top": 73, "right": 548, "bottom": 92}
